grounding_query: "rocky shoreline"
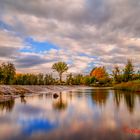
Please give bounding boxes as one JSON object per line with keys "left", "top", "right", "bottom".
{"left": 0, "top": 85, "right": 86, "bottom": 102}
{"left": 0, "top": 85, "right": 113, "bottom": 102}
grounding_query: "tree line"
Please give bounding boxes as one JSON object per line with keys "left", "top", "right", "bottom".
{"left": 0, "top": 60, "right": 140, "bottom": 86}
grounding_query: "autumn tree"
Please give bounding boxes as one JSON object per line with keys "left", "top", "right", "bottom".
{"left": 90, "top": 66, "right": 108, "bottom": 80}
{"left": 52, "top": 62, "right": 68, "bottom": 83}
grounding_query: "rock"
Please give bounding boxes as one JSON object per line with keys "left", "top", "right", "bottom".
{"left": 53, "top": 93, "right": 59, "bottom": 98}
{"left": 20, "top": 93, "right": 25, "bottom": 98}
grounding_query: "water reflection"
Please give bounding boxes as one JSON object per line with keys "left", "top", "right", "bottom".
{"left": 53, "top": 92, "right": 67, "bottom": 111}
{"left": 0, "top": 88, "right": 139, "bottom": 140}
{"left": 21, "top": 97, "right": 27, "bottom": 104}
{"left": 91, "top": 89, "right": 109, "bottom": 106}
{"left": 114, "top": 90, "right": 139, "bottom": 113}
{"left": 0, "top": 99, "right": 15, "bottom": 112}
{"left": 38, "top": 94, "right": 44, "bottom": 100}
{"left": 114, "top": 91, "right": 123, "bottom": 108}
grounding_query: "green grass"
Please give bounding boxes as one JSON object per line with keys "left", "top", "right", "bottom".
{"left": 114, "top": 80, "right": 140, "bottom": 92}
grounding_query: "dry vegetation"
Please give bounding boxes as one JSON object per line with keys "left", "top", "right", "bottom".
{"left": 114, "top": 80, "right": 140, "bottom": 92}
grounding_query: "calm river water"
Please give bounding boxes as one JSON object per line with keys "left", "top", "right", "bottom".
{"left": 0, "top": 88, "right": 140, "bottom": 140}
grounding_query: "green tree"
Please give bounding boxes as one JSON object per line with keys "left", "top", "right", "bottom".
{"left": 82, "top": 76, "right": 96, "bottom": 86}
{"left": 72, "top": 74, "right": 83, "bottom": 85}
{"left": 0, "top": 62, "right": 16, "bottom": 84}
{"left": 37, "top": 73, "right": 44, "bottom": 85}
{"left": 52, "top": 62, "right": 68, "bottom": 83}
{"left": 0, "top": 66, "right": 3, "bottom": 84}
{"left": 112, "top": 65, "right": 122, "bottom": 83}
{"left": 123, "top": 59, "right": 134, "bottom": 82}
{"left": 66, "top": 73, "right": 73, "bottom": 85}
{"left": 136, "top": 70, "right": 140, "bottom": 80}
{"left": 44, "top": 74, "right": 55, "bottom": 85}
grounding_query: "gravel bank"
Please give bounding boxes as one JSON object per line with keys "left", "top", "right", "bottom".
{"left": 0, "top": 85, "right": 85, "bottom": 102}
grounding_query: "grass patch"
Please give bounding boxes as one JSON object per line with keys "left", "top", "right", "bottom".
{"left": 114, "top": 80, "right": 140, "bottom": 92}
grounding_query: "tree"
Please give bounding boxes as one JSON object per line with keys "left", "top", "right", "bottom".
{"left": 66, "top": 73, "right": 73, "bottom": 85}
{"left": 82, "top": 76, "right": 96, "bottom": 85}
{"left": 72, "top": 74, "right": 83, "bottom": 85}
{"left": 0, "top": 66, "right": 3, "bottom": 84}
{"left": 137, "top": 70, "right": 140, "bottom": 75}
{"left": 112, "top": 65, "right": 122, "bottom": 83}
{"left": 90, "top": 66, "right": 108, "bottom": 80}
{"left": 0, "top": 62, "right": 16, "bottom": 84}
{"left": 37, "top": 73, "right": 44, "bottom": 85}
{"left": 44, "top": 74, "right": 55, "bottom": 85}
{"left": 123, "top": 59, "right": 134, "bottom": 82}
{"left": 136, "top": 70, "right": 140, "bottom": 80}
{"left": 52, "top": 62, "right": 68, "bottom": 83}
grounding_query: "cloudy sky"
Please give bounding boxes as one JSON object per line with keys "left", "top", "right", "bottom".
{"left": 0, "top": 0, "right": 140, "bottom": 74}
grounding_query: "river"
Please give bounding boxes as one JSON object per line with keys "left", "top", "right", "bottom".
{"left": 0, "top": 88, "right": 140, "bottom": 140}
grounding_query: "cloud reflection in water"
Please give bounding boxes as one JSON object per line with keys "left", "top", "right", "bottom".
{"left": 0, "top": 88, "right": 140, "bottom": 140}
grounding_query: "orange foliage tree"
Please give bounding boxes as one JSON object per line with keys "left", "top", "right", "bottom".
{"left": 90, "top": 67, "right": 108, "bottom": 80}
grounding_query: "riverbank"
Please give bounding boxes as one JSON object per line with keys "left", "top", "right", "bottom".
{"left": 0, "top": 85, "right": 87, "bottom": 102}
{"left": 0, "top": 85, "right": 114, "bottom": 102}
{"left": 114, "top": 80, "right": 140, "bottom": 92}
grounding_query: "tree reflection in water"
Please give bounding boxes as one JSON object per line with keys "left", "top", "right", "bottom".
{"left": 124, "top": 93, "right": 135, "bottom": 113}
{"left": 20, "top": 97, "right": 26, "bottom": 104}
{"left": 38, "top": 94, "right": 43, "bottom": 100}
{"left": 53, "top": 92, "right": 67, "bottom": 111}
{"left": 91, "top": 89, "right": 109, "bottom": 106}
{"left": 114, "top": 90, "right": 137, "bottom": 113}
{"left": 114, "top": 90, "right": 123, "bottom": 108}
{"left": 0, "top": 99, "right": 15, "bottom": 112}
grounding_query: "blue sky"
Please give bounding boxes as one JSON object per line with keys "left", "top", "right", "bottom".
{"left": 0, "top": 0, "right": 140, "bottom": 73}
{"left": 22, "top": 37, "right": 59, "bottom": 53}
{"left": 0, "top": 20, "right": 13, "bottom": 31}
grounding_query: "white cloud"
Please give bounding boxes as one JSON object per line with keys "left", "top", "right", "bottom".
{"left": 0, "top": 0, "right": 140, "bottom": 73}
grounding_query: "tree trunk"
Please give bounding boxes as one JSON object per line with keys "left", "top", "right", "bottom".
{"left": 59, "top": 73, "right": 62, "bottom": 84}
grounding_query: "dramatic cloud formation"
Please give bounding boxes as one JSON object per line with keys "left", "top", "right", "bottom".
{"left": 0, "top": 0, "right": 140, "bottom": 73}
